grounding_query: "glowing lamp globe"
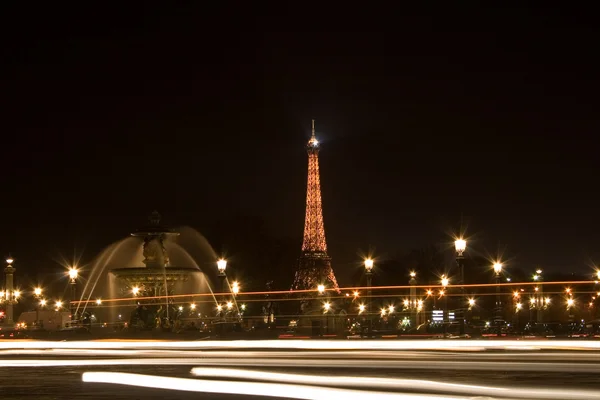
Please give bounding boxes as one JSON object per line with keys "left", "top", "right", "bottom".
{"left": 364, "top": 259, "right": 374, "bottom": 272}
{"left": 68, "top": 267, "right": 78, "bottom": 281}
{"left": 493, "top": 263, "right": 503, "bottom": 274}
{"left": 441, "top": 275, "right": 449, "bottom": 287}
{"left": 454, "top": 239, "right": 466, "bottom": 254}
{"left": 217, "top": 259, "right": 227, "bottom": 274}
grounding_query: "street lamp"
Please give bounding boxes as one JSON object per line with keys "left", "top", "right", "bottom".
{"left": 96, "top": 299, "right": 102, "bottom": 306}
{"left": 216, "top": 259, "right": 228, "bottom": 326}
{"left": 364, "top": 258, "right": 374, "bottom": 336}
{"left": 68, "top": 267, "right": 78, "bottom": 283}
{"left": 132, "top": 286, "right": 140, "bottom": 296}
{"left": 317, "top": 284, "right": 325, "bottom": 295}
{"left": 3, "top": 257, "right": 16, "bottom": 324}
{"left": 216, "top": 259, "right": 227, "bottom": 306}
{"left": 534, "top": 269, "right": 544, "bottom": 322}
{"left": 493, "top": 262, "right": 503, "bottom": 326}
{"left": 468, "top": 298, "right": 476, "bottom": 309}
{"left": 451, "top": 238, "right": 465, "bottom": 333}
{"left": 409, "top": 271, "right": 418, "bottom": 326}
{"left": 493, "top": 263, "right": 503, "bottom": 275}
{"left": 67, "top": 266, "right": 79, "bottom": 322}
{"left": 33, "top": 287, "right": 43, "bottom": 328}
{"left": 232, "top": 281, "right": 240, "bottom": 296}
{"left": 455, "top": 239, "right": 466, "bottom": 256}
{"left": 441, "top": 275, "right": 449, "bottom": 337}
{"left": 441, "top": 275, "right": 449, "bottom": 287}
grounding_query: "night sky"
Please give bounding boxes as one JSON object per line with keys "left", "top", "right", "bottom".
{"left": 1, "top": 5, "right": 599, "bottom": 285}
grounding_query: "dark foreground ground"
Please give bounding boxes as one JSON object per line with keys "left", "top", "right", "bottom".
{"left": 3, "top": 365, "right": 600, "bottom": 400}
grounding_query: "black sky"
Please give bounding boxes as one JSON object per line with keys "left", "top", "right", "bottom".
{"left": 1, "top": 5, "right": 599, "bottom": 284}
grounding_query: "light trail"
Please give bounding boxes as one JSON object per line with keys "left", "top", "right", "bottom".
{"left": 187, "top": 357, "right": 600, "bottom": 373}
{"left": 0, "top": 358, "right": 199, "bottom": 367}
{"left": 71, "top": 280, "right": 598, "bottom": 304}
{"left": 5, "top": 339, "right": 600, "bottom": 351}
{"left": 5, "top": 348, "right": 600, "bottom": 363}
{"left": 190, "top": 367, "right": 600, "bottom": 400}
{"left": 81, "top": 372, "right": 460, "bottom": 400}
{"left": 2, "top": 353, "right": 600, "bottom": 374}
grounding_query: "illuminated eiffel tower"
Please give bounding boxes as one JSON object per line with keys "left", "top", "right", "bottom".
{"left": 292, "top": 120, "right": 340, "bottom": 292}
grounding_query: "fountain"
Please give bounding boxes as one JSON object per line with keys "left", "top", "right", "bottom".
{"left": 79, "top": 211, "right": 217, "bottom": 333}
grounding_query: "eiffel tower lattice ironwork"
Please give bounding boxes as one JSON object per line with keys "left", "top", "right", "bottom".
{"left": 292, "top": 120, "right": 340, "bottom": 292}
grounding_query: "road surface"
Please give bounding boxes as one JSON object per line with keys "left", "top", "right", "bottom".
{"left": 1, "top": 339, "right": 600, "bottom": 399}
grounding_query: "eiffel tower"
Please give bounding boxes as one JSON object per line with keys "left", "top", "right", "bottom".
{"left": 292, "top": 120, "right": 340, "bottom": 292}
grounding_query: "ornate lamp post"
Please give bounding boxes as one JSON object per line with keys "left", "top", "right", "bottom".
{"left": 34, "top": 287, "right": 43, "bottom": 328}
{"left": 493, "top": 262, "right": 503, "bottom": 335}
{"left": 217, "top": 259, "right": 227, "bottom": 294}
{"left": 216, "top": 259, "right": 227, "bottom": 323}
{"left": 493, "top": 262, "right": 503, "bottom": 322}
{"left": 3, "top": 257, "right": 16, "bottom": 325}
{"left": 454, "top": 239, "right": 466, "bottom": 335}
{"left": 534, "top": 269, "right": 544, "bottom": 322}
{"left": 68, "top": 266, "right": 79, "bottom": 322}
{"left": 409, "top": 271, "right": 418, "bottom": 326}
{"left": 364, "top": 259, "right": 374, "bottom": 335}
{"left": 441, "top": 275, "right": 449, "bottom": 337}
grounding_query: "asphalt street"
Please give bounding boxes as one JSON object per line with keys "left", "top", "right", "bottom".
{"left": 1, "top": 340, "right": 600, "bottom": 399}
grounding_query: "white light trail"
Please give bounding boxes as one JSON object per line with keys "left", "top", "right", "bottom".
{"left": 81, "top": 372, "right": 459, "bottom": 400}
{"left": 190, "top": 368, "right": 600, "bottom": 400}
{"left": 3, "top": 356, "right": 600, "bottom": 375}
{"left": 4, "top": 339, "right": 600, "bottom": 352}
